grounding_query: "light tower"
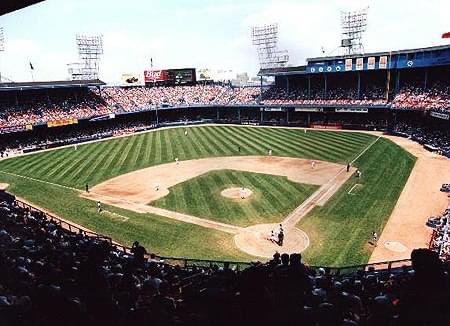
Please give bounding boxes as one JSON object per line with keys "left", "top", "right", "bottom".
{"left": 74, "top": 34, "right": 104, "bottom": 80}
{"left": 340, "top": 7, "right": 369, "bottom": 55}
{"left": 252, "top": 23, "right": 289, "bottom": 70}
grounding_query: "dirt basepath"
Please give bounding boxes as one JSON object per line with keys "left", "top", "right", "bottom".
{"left": 369, "top": 135, "right": 450, "bottom": 263}
{"left": 82, "top": 156, "right": 352, "bottom": 258}
{"left": 86, "top": 156, "right": 345, "bottom": 204}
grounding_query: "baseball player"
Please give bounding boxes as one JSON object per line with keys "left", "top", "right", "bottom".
{"left": 85, "top": 183, "right": 89, "bottom": 193}
{"left": 311, "top": 160, "right": 316, "bottom": 169}
{"left": 372, "top": 231, "right": 378, "bottom": 246}
{"left": 175, "top": 157, "right": 179, "bottom": 165}
{"left": 240, "top": 187, "right": 245, "bottom": 199}
{"left": 268, "top": 149, "right": 272, "bottom": 156}
{"left": 184, "top": 129, "right": 188, "bottom": 136}
{"left": 155, "top": 184, "right": 160, "bottom": 191}
{"left": 97, "top": 201, "right": 102, "bottom": 213}
{"left": 346, "top": 163, "right": 351, "bottom": 172}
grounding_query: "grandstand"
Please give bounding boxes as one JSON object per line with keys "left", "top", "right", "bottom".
{"left": 1, "top": 1, "right": 450, "bottom": 324}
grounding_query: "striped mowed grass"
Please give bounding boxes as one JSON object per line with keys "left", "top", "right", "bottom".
{"left": 152, "top": 170, "right": 319, "bottom": 227}
{"left": 0, "top": 126, "right": 415, "bottom": 266}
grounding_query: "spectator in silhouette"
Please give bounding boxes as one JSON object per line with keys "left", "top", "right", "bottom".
{"left": 398, "top": 248, "right": 450, "bottom": 325}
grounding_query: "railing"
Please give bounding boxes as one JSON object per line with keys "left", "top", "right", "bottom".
{"left": 12, "top": 197, "right": 412, "bottom": 275}
{"left": 15, "top": 199, "right": 113, "bottom": 244}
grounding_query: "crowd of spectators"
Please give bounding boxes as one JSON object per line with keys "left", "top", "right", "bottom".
{"left": 0, "top": 121, "right": 158, "bottom": 156}
{"left": 261, "top": 86, "right": 387, "bottom": 106}
{"left": 98, "top": 85, "right": 261, "bottom": 110}
{"left": 393, "top": 123, "right": 450, "bottom": 157}
{"left": 428, "top": 206, "right": 450, "bottom": 261}
{"left": 0, "top": 81, "right": 449, "bottom": 133}
{"left": 1, "top": 195, "right": 450, "bottom": 325}
{"left": 391, "top": 82, "right": 450, "bottom": 112}
{"left": 0, "top": 92, "right": 115, "bottom": 130}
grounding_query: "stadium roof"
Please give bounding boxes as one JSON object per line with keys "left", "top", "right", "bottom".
{"left": 0, "top": 79, "right": 105, "bottom": 91}
{"left": 306, "top": 44, "right": 450, "bottom": 63}
{"left": 259, "top": 44, "right": 450, "bottom": 76}
{"left": 0, "top": 1, "right": 45, "bottom": 16}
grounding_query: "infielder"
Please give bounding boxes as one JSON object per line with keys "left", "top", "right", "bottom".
{"left": 97, "top": 201, "right": 102, "bottom": 213}
{"left": 311, "top": 160, "right": 316, "bottom": 169}
{"left": 175, "top": 157, "right": 179, "bottom": 165}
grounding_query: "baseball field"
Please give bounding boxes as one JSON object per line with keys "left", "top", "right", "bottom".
{"left": 0, "top": 125, "right": 416, "bottom": 266}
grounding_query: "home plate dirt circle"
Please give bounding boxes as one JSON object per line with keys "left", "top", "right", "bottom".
{"left": 384, "top": 241, "right": 408, "bottom": 253}
{"left": 234, "top": 223, "right": 309, "bottom": 258}
{"left": 221, "top": 187, "right": 253, "bottom": 199}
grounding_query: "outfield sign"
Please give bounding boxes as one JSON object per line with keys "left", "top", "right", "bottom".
{"left": 47, "top": 118, "right": 78, "bottom": 128}
{"left": 335, "top": 108, "right": 368, "bottom": 113}
{"left": 430, "top": 111, "right": 450, "bottom": 120}
{"left": 294, "top": 108, "right": 323, "bottom": 112}
{"left": 261, "top": 107, "right": 285, "bottom": 112}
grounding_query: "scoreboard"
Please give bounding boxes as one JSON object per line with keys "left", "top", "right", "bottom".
{"left": 144, "top": 68, "right": 196, "bottom": 85}
{"left": 166, "top": 68, "right": 196, "bottom": 85}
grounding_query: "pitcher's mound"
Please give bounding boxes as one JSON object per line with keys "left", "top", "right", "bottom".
{"left": 221, "top": 187, "right": 253, "bottom": 199}
{"left": 234, "top": 223, "right": 309, "bottom": 258}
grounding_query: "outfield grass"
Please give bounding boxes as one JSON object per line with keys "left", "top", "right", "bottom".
{"left": 298, "top": 138, "right": 416, "bottom": 266}
{"left": 0, "top": 126, "right": 414, "bottom": 266}
{"left": 152, "top": 170, "right": 318, "bottom": 227}
{"left": 0, "top": 126, "right": 374, "bottom": 189}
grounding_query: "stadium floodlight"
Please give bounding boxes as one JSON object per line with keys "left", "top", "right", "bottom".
{"left": 252, "top": 23, "right": 289, "bottom": 70}
{"left": 340, "top": 7, "right": 369, "bottom": 55}
{"left": 74, "top": 34, "right": 104, "bottom": 80}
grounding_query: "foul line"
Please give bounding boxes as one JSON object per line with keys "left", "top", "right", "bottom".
{"left": 0, "top": 170, "right": 79, "bottom": 192}
{"left": 350, "top": 136, "right": 381, "bottom": 165}
{"left": 102, "top": 210, "right": 129, "bottom": 222}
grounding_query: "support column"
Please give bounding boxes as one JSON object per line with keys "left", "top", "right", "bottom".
{"left": 357, "top": 72, "right": 361, "bottom": 99}
{"left": 308, "top": 76, "right": 311, "bottom": 98}
{"left": 324, "top": 74, "right": 328, "bottom": 99}
{"left": 424, "top": 69, "right": 428, "bottom": 90}
{"left": 395, "top": 70, "right": 401, "bottom": 93}
{"left": 260, "top": 109, "right": 264, "bottom": 123}
{"left": 216, "top": 107, "right": 220, "bottom": 120}
{"left": 286, "top": 109, "right": 289, "bottom": 124}
{"left": 237, "top": 108, "right": 241, "bottom": 122}
{"left": 286, "top": 77, "right": 290, "bottom": 93}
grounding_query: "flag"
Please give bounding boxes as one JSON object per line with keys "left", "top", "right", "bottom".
{"left": 29, "top": 62, "right": 34, "bottom": 70}
{"left": 442, "top": 32, "right": 450, "bottom": 39}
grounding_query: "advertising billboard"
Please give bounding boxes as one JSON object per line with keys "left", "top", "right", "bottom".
{"left": 144, "top": 70, "right": 166, "bottom": 82}
{"left": 356, "top": 58, "right": 364, "bottom": 70}
{"left": 121, "top": 73, "right": 143, "bottom": 86}
{"left": 197, "top": 69, "right": 212, "bottom": 80}
{"left": 345, "top": 58, "right": 353, "bottom": 71}
{"left": 367, "top": 57, "right": 375, "bottom": 70}
{"left": 379, "top": 56, "right": 388, "bottom": 69}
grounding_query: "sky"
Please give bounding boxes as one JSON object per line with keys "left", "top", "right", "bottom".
{"left": 0, "top": 0, "right": 448, "bottom": 83}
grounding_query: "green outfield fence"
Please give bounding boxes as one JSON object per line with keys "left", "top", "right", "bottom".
{"left": 14, "top": 197, "right": 413, "bottom": 276}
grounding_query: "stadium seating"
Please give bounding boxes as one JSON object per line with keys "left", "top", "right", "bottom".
{"left": 1, "top": 195, "right": 450, "bottom": 325}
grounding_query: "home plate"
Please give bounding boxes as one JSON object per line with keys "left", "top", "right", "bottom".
{"left": 384, "top": 241, "right": 408, "bottom": 253}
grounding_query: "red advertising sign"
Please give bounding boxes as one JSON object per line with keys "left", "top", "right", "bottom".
{"left": 144, "top": 70, "right": 166, "bottom": 82}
